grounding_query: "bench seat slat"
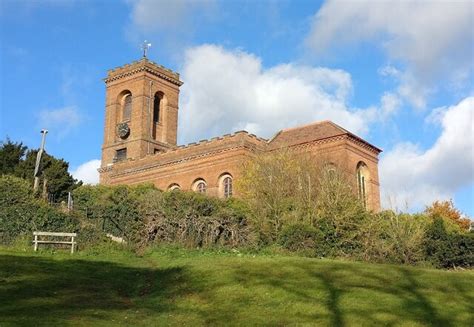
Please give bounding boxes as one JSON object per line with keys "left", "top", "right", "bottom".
{"left": 33, "top": 232, "right": 77, "bottom": 237}
{"left": 34, "top": 241, "right": 76, "bottom": 244}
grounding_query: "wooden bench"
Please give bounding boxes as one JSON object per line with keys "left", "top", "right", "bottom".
{"left": 33, "top": 232, "right": 77, "bottom": 254}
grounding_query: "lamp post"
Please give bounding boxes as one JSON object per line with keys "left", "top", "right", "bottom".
{"left": 33, "top": 129, "right": 48, "bottom": 192}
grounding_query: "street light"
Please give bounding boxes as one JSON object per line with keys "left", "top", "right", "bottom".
{"left": 33, "top": 129, "right": 48, "bottom": 192}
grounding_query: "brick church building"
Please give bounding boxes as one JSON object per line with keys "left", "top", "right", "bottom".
{"left": 99, "top": 57, "right": 382, "bottom": 211}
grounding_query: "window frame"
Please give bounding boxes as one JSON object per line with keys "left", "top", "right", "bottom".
{"left": 115, "top": 148, "right": 127, "bottom": 162}
{"left": 356, "top": 162, "right": 369, "bottom": 208}
{"left": 223, "top": 176, "right": 233, "bottom": 198}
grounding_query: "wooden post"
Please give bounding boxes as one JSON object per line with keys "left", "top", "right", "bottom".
{"left": 71, "top": 236, "right": 75, "bottom": 254}
{"left": 34, "top": 234, "right": 38, "bottom": 251}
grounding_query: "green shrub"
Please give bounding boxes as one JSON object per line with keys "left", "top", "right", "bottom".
{"left": 315, "top": 205, "right": 369, "bottom": 258}
{"left": 361, "top": 211, "right": 428, "bottom": 264}
{"left": 72, "top": 184, "right": 255, "bottom": 252}
{"left": 73, "top": 184, "right": 151, "bottom": 240}
{"left": 142, "top": 190, "right": 254, "bottom": 249}
{"left": 424, "top": 217, "right": 474, "bottom": 268}
{"left": 77, "top": 224, "right": 107, "bottom": 249}
{"left": 0, "top": 175, "right": 79, "bottom": 244}
{"left": 278, "top": 223, "right": 325, "bottom": 256}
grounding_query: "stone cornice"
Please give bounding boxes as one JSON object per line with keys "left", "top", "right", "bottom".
{"left": 346, "top": 135, "right": 382, "bottom": 155}
{"left": 287, "top": 134, "right": 381, "bottom": 155}
{"left": 104, "top": 59, "right": 183, "bottom": 86}
{"left": 108, "top": 144, "right": 248, "bottom": 178}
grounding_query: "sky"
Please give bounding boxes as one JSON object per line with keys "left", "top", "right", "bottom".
{"left": 0, "top": 0, "right": 473, "bottom": 216}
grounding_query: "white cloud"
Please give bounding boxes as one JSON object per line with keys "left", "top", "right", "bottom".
{"left": 380, "top": 97, "right": 474, "bottom": 211}
{"left": 37, "top": 106, "right": 82, "bottom": 138}
{"left": 306, "top": 0, "right": 474, "bottom": 108}
{"left": 71, "top": 159, "right": 101, "bottom": 185}
{"left": 380, "top": 92, "right": 402, "bottom": 119}
{"left": 179, "top": 44, "right": 394, "bottom": 143}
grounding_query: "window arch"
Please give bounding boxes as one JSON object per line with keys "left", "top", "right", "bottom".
{"left": 356, "top": 162, "right": 369, "bottom": 208}
{"left": 168, "top": 183, "right": 181, "bottom": 191}
{"left": 122, "top": 92, "right": 132, "bottom": 121}
{"left": 192, "top": 179, "right": 207, "bottom": 194}
{"left": 218, "top": 173, "right": 233, "bottom": 199}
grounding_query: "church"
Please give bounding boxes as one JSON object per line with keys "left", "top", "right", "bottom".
{"left": 98, "top": 56, "right": 382, "bottom": 211}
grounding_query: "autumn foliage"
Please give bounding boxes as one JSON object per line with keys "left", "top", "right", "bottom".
{"left": 425, "top": 200, "right": 471, "bottom": 231}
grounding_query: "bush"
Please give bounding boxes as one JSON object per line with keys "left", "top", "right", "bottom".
{"left": 138, "top": 190, "right": 254, "bottom": 250}
{"left": 0, "top": 175, "right": 79, "bottom": 244}
{"left": 72, "top": 184, "right": 255, "bottom": 252}
{"left": 278, "top": 223, "right": 326, "bottom": 256}
{"left": 361, "top": 211, "right": 428, "bottom": 264}
{"left": 73, "top": 184, "right": 149, "bottom": 240}
{"left": 424, "top": 217, "right": 474, "bottom": 268}
{"left": 77, "top": 224, "right": 107, "bottom": 249}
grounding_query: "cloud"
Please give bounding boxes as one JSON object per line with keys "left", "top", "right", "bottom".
{"left": 71, "top": 159, "right": 101, "bottom": 185}
{"left": 179, "top": 44, "right": 393, "bottom": 143}
{"left": 380, "top": 97, "right": 474, "bottom": 211}
{"left": 306, "top": 0, "right": 474, "bottom": 108}
{"left": 37, "top": 106, "right": 82, "bottom": 138}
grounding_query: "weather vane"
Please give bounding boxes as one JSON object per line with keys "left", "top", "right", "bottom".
{"left": 141, "top": 40, "right": 152, "bottom": 58}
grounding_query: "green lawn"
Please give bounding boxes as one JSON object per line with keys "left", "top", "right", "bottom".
{"left": 0, "top": 246, "right": 473, "bottom": 326}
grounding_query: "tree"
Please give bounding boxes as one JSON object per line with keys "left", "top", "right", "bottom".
{"left": 425, "top": 200, "right": 470, "bottom": 231}
{"left": 0, "top": 138, "right": 27, "bottom": 175}
{"left": 14, "top": 149, "right": 82, "bottom": 202}
{"left": 236, "top": 149, "right": 319, "bottom": 241}
{"left": 236, "top": 148, "right": 368, "bottom": 252}
{"left": 0, "top": 138, "right": 82, "bottom": 202}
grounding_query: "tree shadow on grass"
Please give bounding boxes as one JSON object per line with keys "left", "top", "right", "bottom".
{"left": 0, "top": 254, "right": 195, "bottom": 326}
{"left": 227, "top": 259, "right": 471, "bottom": 326}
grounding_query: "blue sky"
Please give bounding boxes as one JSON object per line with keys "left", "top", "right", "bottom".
{"left": 1, "top": 0, "right": 473, "bottom": 216}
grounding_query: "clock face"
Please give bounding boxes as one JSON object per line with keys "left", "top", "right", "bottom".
{"left": 117, "top": 122, "right": 130, "bottom": 139}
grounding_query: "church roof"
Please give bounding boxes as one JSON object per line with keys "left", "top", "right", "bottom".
{"left": 267, "top": 120, "right": 382, "bottom": 153}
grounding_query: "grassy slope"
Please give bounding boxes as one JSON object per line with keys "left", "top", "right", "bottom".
{"left": 0, "top": 247, "right": 473, "bottom": 327}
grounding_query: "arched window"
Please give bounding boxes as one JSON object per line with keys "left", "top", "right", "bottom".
{"left": 153, "top": 92, "right": 162, "bottom": 123}
{"left": 192, "top": 179, "right": 207, "bottom": 194}
{"left": 123, "top": 93, "right": 132, "bottom": 121}
{"left": 168, "top": 183, "right": 181, "bottom": 191}
{"left": 218, "top": 173, "right": 233, "bottom": 199}
{"left": 356, "top": 162, "right": 369, "bottom": 208}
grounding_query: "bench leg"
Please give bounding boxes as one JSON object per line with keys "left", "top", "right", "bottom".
{"left": 34, "top": 235, "right": 38, "bottom": 251}
{"left": 71, "top": 237, "right": 75, "bottom": 254}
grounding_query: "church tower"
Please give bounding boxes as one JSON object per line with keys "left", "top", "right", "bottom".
{"left": 101, "top": 57, "right": 183, "bottom": 166}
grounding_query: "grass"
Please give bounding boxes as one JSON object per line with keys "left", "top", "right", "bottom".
{"left": 0, "top": 245, "right": 473, "bottom": 326}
